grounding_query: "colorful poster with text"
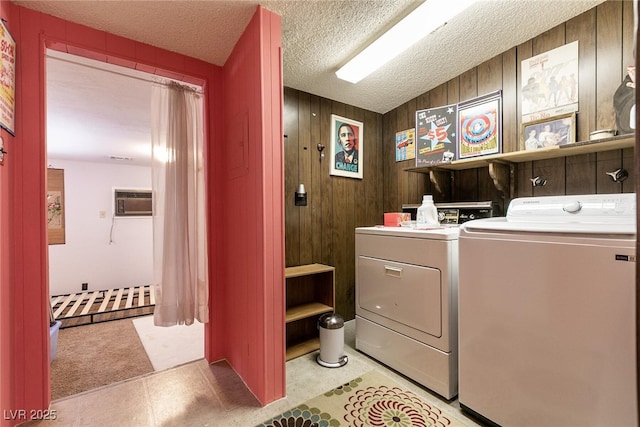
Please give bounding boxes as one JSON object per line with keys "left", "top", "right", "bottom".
{"left": 0, "top": 20, "right": 15, "bottom": 135}
{"left": 395, "top": 128, "right": 415, "bottom": 162}
{"left": 415, "top": 104, "right": 457, "bottom": 166}
{"left": 457, "top": 91, "right": 502, "bottom": 159}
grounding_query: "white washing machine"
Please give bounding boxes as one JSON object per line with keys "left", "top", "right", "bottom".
{"left": 458, "top": 193, "right": 637, "bottom": 427}
{"left": 355, "top": 226, "right": 460, "bottom": 399}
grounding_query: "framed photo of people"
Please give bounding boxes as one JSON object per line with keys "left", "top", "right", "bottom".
{"left": 521, "top": 112, "right": 576, "bottom": 150}
{"left": 330, "top": 114, "right": 363, "bottom": 179}
{"left": 457, "top": 90, "right": 502, "bottom": 159}
{"left": 521, "top": 41, "right": 579, "bottom": 123}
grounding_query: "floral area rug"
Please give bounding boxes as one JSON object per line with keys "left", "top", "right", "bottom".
{"left": 256, "top": 370, "right": 467, "bottom": 427}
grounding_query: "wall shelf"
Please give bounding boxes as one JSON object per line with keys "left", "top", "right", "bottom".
{"left": 405, "top": 134, "right": 634, "bottom": 173}
{"left": 404, "top": 134, "right": 635, "bottom": 199}
{"left": 285, "top": 263, "right": 335, "bottom": 278}
{"left": 286, "top": 302, "right": 332, "bottom": 323}
{"left": 285, "top": 263, "right": 335, "bottom": 361}
{"left": 285, "top": 338, "right": 320, "bottom": 361}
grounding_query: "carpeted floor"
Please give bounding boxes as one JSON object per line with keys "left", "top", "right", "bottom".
{"left": 50, "top": 318, "right": 154, "bottom": 400}
{"left": 256, "top": 369, "right": 467, "bottom": 427}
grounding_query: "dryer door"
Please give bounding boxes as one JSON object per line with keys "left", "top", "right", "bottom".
{"left": 357, "top": 256, "right": 441, "bottom": 338}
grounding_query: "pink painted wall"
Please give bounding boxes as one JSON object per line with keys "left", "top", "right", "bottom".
{"left": 2, "top": 5, "right": 50, "bottom": 423}
{"left": 211, "top": 7, "right": 285, "bottom": 404}
{"left": 0, "top": 3, "right": 284, "bottom": 424}
{"left": 0, "top": 2, "right": 14, "bottom": 425}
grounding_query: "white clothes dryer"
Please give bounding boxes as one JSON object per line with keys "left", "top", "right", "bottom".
{"left": 355, "top": 226, "right": 460, "bottom": 399}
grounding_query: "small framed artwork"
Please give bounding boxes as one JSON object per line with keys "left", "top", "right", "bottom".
{"left": 330, "top": 114, "right": 363, "bottom": 179}
{"left": 395, "top": 128, "right": 415, "bottom": 162}
{"left": 0, "top": 19, "right": 16, "bottom": 136}
{"left": 521, "top": 112, "right": 576, "bottom": 150}
{"left": 47, "top": 168, "right": 65, "bottom": 245}
{"left": 457, "top": 90, "right": 502, "bottom": 159}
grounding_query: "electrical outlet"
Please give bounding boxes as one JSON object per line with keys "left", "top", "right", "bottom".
{"left": 82, "top": 283, "right": 88, "bottom": 291}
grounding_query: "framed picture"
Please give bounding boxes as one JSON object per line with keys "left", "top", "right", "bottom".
{"left": 521, "top": 41, "right": 579, "bottom": 123}
{"left": 457, "top": 90, "right": 502, "bottom": 159}
{"left": 395, "top": 128, "right": 415, "bottom": 162}
{"left": 330, "top": 114, "right": 363, "bottom": 179}
{"left": 47, "top": 168, "right": 66, "bottom": 245}
{"left": 0, "top": 20, "right": 15, "bottom": 136}
{"left": 521, "top": 112, "right": 576, "bottom": 150}
{"left": 415, "top": 104, "right": 458, "bottom": 166}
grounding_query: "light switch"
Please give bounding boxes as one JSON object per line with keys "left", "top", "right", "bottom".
{"left": 99, "top": 210, "right": 106, "bottom": 218}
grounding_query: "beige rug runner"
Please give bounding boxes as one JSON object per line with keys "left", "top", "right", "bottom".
{"left": 51, "top": 318, "right": 154, "bottom": 400}
{"left": 132, "top": 315, "right": 204, "bottom": 371}
{"left": 257, "top": 370, "right": 467, "bottom": 427}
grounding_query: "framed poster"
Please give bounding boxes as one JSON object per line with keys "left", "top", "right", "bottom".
{"left": 330, "top": 114, "right": 363, "bottom": 179}
{"left": 521, "top": 41, "right": 579, "bottom": 123}
{"left": 415, "top": 104, "right": 457, "bottom": 166}
{"left": 395, "top": 128, "right": 415, "bottom": 162}
{"left": 47, "top": 168, "right": 65, "bottom": 245}
{"left": 457, "top": 91, "right": 502, "bottom": 159}
{"left": 521, "top": 112, "right": 576, "bottom": 150}
{"left": 0, "top": 20, "right": 15, "bottom": 136}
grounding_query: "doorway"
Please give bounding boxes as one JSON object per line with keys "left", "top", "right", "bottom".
{"left": 45, "top": 50, "right": 205, "bottom": 399}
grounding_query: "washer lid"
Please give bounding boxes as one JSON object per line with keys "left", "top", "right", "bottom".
{"left": 462, "top": 193, "right": 636, "bottom": 235}
{"left": 506, "top": 193, "right": 635, "bottom": 223}
{"left": 461, "top": 217, "right": 636, "bottom": 235}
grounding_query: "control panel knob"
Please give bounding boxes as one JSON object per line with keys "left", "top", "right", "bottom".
{"left": 562, "top": 200, "right": 582, "bottom": 213}
{"left": 468, "top": 213, "right": 475, "bottom": 220}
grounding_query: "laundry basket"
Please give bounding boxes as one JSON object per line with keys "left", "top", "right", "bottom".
{"left": 49, "top": 320, "right": 61, "bottom": 363}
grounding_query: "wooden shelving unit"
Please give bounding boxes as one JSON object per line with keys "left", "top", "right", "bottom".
{"left": 285, "top": 337, "right": 321, "bottom": 362}
{"left": 404, "top": 134, "right": 635, "bottom": 198}
{"left": 285, "top": 263, "right": 335, "bottom": 361}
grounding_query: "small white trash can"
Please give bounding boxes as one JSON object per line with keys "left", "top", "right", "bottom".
{"left": 316, "top": 313, "right": 348, "bottom": 368}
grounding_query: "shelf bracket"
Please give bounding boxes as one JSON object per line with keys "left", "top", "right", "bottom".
{"left": 429, "top": 169, "right": 451, "bottom": 199}
{"left": 488, "top": 161, "right": 514, "bottom": 199}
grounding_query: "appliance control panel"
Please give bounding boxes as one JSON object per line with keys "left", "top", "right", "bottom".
{"left": 437, "top": 206, "right": 494, "bottom": 224}
{"left": 403, "top": 201, "right": 495, "bottom": 224}
{"left": 507, "top": 193, "right": 636, "bottom": 224}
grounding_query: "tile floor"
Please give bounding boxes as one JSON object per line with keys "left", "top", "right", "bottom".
{"left": 23, "top": 321, "right": 486, "bottom": 427}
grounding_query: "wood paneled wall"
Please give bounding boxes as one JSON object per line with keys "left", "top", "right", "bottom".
{"left": 386, "top": 0, "right": 635, "bottom": 217}
{"left": 285, "top": 0, "right": 635, "bottom": 321}
{"left": 284, "top": 89, "right": 383, "bottom": 320}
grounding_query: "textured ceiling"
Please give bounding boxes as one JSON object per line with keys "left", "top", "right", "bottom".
{"left": 14, "top": 0, "right": 607, "bottom": 165}
{"left": 45, "top": 51, "right": 156, "bottom": 166}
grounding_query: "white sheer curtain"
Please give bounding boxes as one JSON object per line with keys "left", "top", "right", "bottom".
{"left": 151, "top": 81, "right": 208, "bottom": 326}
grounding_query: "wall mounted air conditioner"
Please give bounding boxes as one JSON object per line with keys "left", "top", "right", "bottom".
{"left": 114, "top": 189, "right": 152, "bottom": 217}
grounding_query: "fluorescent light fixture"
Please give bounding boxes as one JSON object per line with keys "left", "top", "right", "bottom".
{"left": 336, "top": 0, "right": 477, "bottom": 84}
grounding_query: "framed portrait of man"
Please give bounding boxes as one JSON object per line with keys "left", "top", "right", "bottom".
{"left": 330, "top": 114, "right": 363, "bottom": 179}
